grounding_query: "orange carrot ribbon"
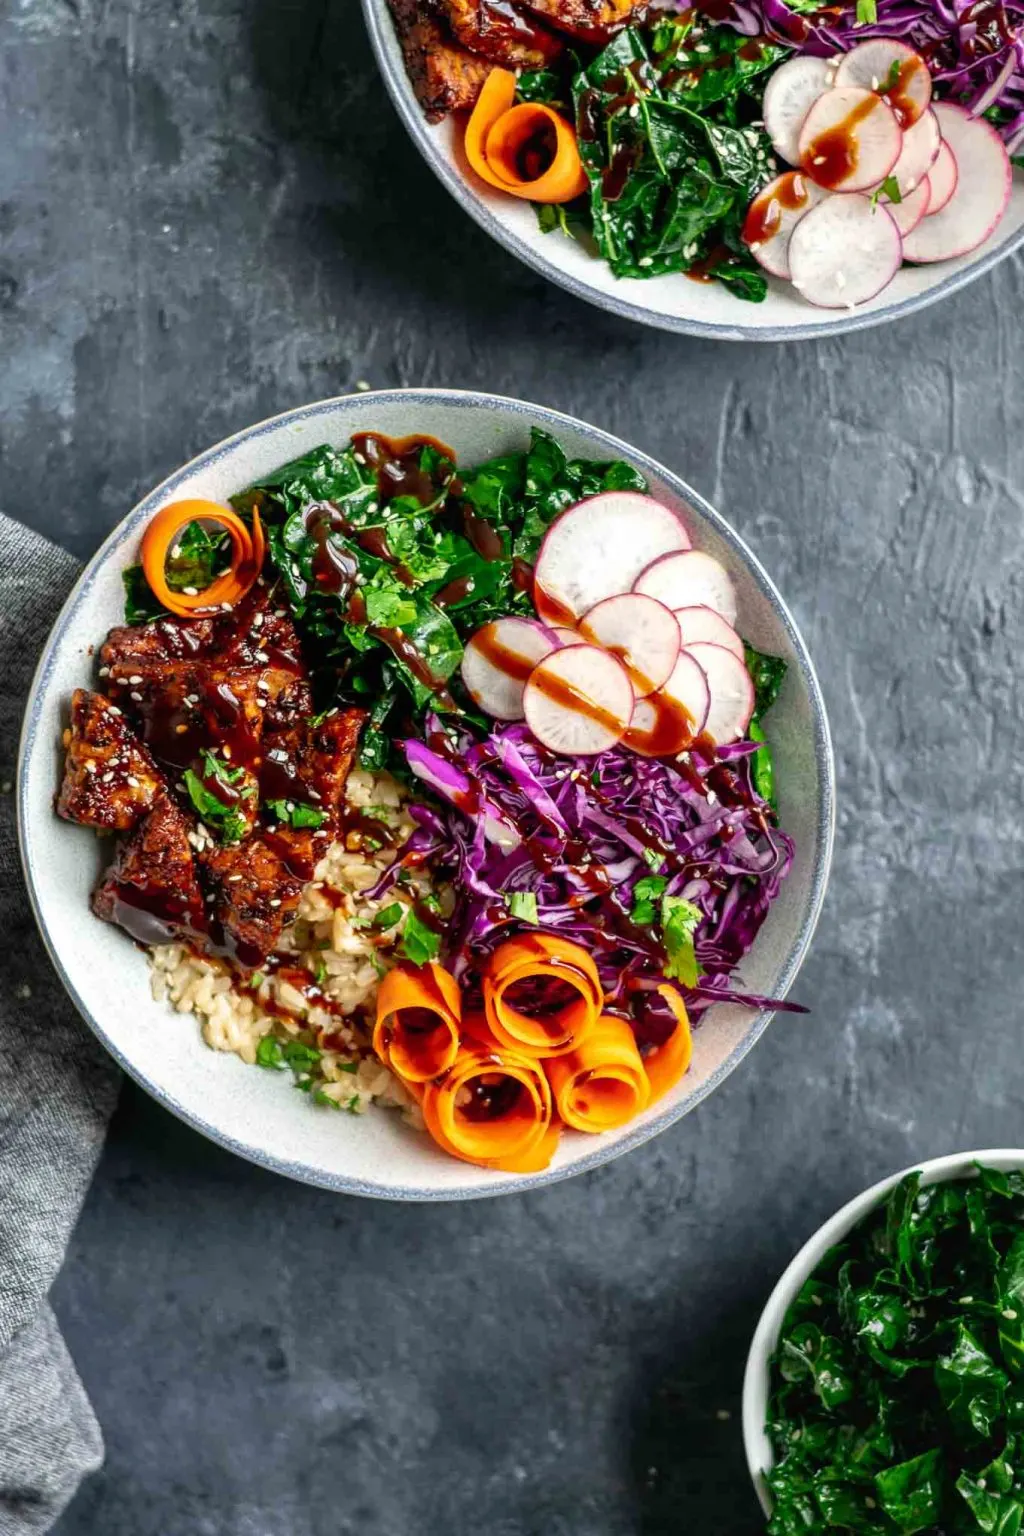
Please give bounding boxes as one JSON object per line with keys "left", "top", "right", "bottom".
{"left": 642, "top": 984, "right": 694, "bottom": 1104}
{"left": 373, "top": 961, "right": 461, "bottom": 1084}
{"left": 420, "top": 1042, "right": 560, "bottom": 1171}
{"left": 483, "top": 933, "right": 603, "bottom": 1058}
{"left": 465, "top": 68, "right": 588, "bottom": 204}
{"left": 545, "top": 1014, "right": 651, "bottom": 1133}
{"left": 140, "top": 499, "right": 264, "bottom": 618}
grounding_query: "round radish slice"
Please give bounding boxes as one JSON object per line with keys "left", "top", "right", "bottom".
{"left": 533, "top": 492, "right": 690, "bottom": 625}
{"left": 674, "top": 605, "right": 744, "bottom": 661}
{"left": 798, "top": 87, "right": 901, "bottom": 193}
{"left": 883, "top": 107, "right": 940, "bottom": 196}
{"left": 624, "top": 653, "right": 710, "bottom": 758}
{"left": 685, "top": 643, "right": 755, "bottom": 746}
{"left": 763, "top": 56, "right": 832, "bottom": 166}
{"left": 789, "top": 194, "right": 902, "bottom": 308}
{"left": 742, "top": 171, "right": 829, "bottom": 280}
{"left": 634, "top": 550, "right": 737, "bottom": 627}
{"left": 461, "top": 618, "right": 557, "bottom": 721}
{"left": 578, "top": 593, "right": 680, "bottom": 698}
{"left": 833, "top": 39, "right": 932, "bottom": 127}
{"left": 902, "top": 102, "right": 1011, "bottom": 263}
{"left": 887, "top": 176, "right": 930, "bottom": 236}
{"left": 927, "top": 138, "right": 958, "bottom": 215}
{"left": 552, "top": 625, "right": 585, "bottom": 646}
{"left": 523, "top": 644, "right": 633, "bottom": 756}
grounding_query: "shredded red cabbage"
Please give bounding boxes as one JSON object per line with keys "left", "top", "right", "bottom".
{"left": 697, "top": 0, "right": 1024, "bottom": 153}
{"left": 377, "top": 717, "right": 800, "bottom": 1023}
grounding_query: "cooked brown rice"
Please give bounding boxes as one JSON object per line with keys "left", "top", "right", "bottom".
{"left": 149, "top": 767, "right": 442, "bottom": 1123}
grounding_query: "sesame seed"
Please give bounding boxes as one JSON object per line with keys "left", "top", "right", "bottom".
{"left": 126, "top": 775, "right": 139, "bottom": 787}
{"left": 813, "top": 155, "right": 826, "bottom": 166}
{"left": 182, "top": 586, "right": 199, "bottom": 596}
{"left": 85, "top": 760, "right": 97, "bottom": 774}
{"left": 98, "top": 665, "right": 110, "bottom": 677}
{"left": 171, "top": 543, "right": 182, "bottom": 559}
{"left": 108, "top": 706, "right": 121, "bottom": 716}
{"left": 253, "top": 614, "right": 264, "bottom": 628}
{"left": 128, "top": 674, "right": 142, "bottom": 684}
{"left": 269, "top": 898, "right": 281, "bottom": 908}
{"left": 102, "top": 771, "right": 114, "bottom": 783}
{"left": 130, "top": 691, "right": 142, "bottom": 702}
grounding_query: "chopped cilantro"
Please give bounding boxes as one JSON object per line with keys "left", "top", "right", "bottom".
{"left": 256, "top": 1035, "right": 285, "bottom": 1070}
{"left": 364, "top": 587, "right": 418, "bottom": 628}
{"left": 507, "top": 891, "right": 539, "bottom": 924}
{"left": 372, "top": 902, "right": 405, "bottom": 931}
{"left": 255, "top": 1033, "right": 322, "bottom": 1088}
{"left": 643, "top": 847, "right": 666, "bottom": 873}
{"left": 251, "top": 971, "right": 266, "bottom": 989}
{"left": 313, "top": 957, "right": 327, "bottom": 986}
{"left": 855, "top": 0, "right": 877, "bottom": 22}
{"left": 872, "top": 174, "right": 902, "bottom": 207}
{"left": 183, "top": 752, "right": 254, "bottom": 844}
{"left": 264, "top": 798, "right": 326, "bottom": 830}
{"left": 312, "top": 1087, "right": 341, "bottom": 1109}
{"left": 401, "top": 908, "right": 442, "bottom": 967}
{"left": 661, "top": 896, "right": 703, "bottom": 988}
{"left": 337, "top": 1061, "right": 359, "bottom": 1075}
{"left": 631, "top": 874, "right": 668, "bottom": 927}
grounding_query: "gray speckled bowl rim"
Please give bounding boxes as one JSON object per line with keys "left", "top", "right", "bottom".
{"left": 360, "top": 0, "right": 1024, "bottom": 343}
{"left": 18, "top": 388, "right": 835, "bottom": 1201}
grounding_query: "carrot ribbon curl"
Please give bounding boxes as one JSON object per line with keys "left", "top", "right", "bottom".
{"left": 483, "top": 933, "right": 603, "bottom": 1058}
{"left": 465, "top": 67, "right": 588, "bottom": 204}
{"left": 545, "top": 1015, "right": 651, "bottom": 1133}
{"left": 373, "top": 962, "right": 461, "bottom": 1084}
{"left": 642, "top": 984, "right": 694, "bottom": 1104}
{"left": 140, "top": 499, "right": 264, "bottom": 617}
{"left": 420, "top": 1041, "right": 560, "bottom": 1171}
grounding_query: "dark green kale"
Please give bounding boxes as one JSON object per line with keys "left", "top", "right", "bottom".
{"left": 529, "top": 20, "right": 787, "bottom": 299}
{"left": 744, "top": 642, "right": 788, "bottom": 810}
{"left": 765, "top": 1165, "right": 1024, "bottom": 1536}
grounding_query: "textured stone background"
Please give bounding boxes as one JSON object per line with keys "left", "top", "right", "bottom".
{"left": 3, "top": 0, "right": 1024, "bottom": 1531}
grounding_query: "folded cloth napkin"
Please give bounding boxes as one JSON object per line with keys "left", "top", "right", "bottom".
{"left": 0, "top": 514, "right": 120, "bottom": 1533}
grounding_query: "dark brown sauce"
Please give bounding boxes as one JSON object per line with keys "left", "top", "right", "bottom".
{"left": 458, "top": 1074, "right": 525, "bottom": 1123}
{"left": 742, "top": 170, "right": 809, "bottom": 246}
{"left": 686, "top": 243, "right": 733, "bottom": 284}
{"left": 577, "top": 88, "right": 602, "bottom": 143}
{"left": 462, "top": 505, "right": 505, "bottom": 561}
{"left": 800, "top": 91, "right": 880, "bottom": 189}
{"left": 345, "top": 589, "right": 456, "bottom": 707}
{"left": 533, "top": 583, "right": 576, "bottom": 627}
{"left": 351, "top": 431, "right": 455, "bottom": 507}
{"left": 302, "top": 502, "right": 414, "bottom": 596}
{"left": 105, "top": 882, "right": 206, "bottom": 948}
{"left": 139, "top": 677, "right": 260, "bottom": 771}
{"left": 529, "top": 660, "right": 629, "bottom": 737}
{"left": 259, "top": 748, "right": 310, "bottom": 804}
{"left": 433, "top": 573, "right": 476, "bottom": 608}
{"left": 480, "top": 0, "right": 557, "bottom": 50}
{"left": 511, "top": 557, "right": 535, "bottom": 593}
{"left": 513, "top": 120, "right": 558, "bottom": 182}
{"left": 603, "top": 141, "right": 643, "bottom": 202}
{"left": 471, "top": 624, "right": 539, "bottom": 686}
{"left": 624, "top": 691, "right": 695, "bottom": 758}
{"left": 503, "top": 974, "right": 582, "bottom": 1019}
{"left": 341, "top": 808, "right": 399, "bottom": 850}
{"left": 879, "top": 56, "right": 926, "bottom": 124}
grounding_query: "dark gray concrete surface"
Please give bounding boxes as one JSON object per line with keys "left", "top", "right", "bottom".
{"left": 3, "top": 0, "right": 1024, "bottom": 1531}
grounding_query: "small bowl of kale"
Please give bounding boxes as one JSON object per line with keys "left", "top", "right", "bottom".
{"left": 743, "top": 1150, "right": 1024, "bottom": 1535}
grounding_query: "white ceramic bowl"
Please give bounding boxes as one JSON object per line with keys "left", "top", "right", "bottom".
{"left": 360, "top": 0, "right": 1024, "bottom": 342}
{"left": 742, "top": 1147, "right": 1024, "bottom": 1516}
{"left": 18, "top": 388, "right": 834, "bottom": 1200}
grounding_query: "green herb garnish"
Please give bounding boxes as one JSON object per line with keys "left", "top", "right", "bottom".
{"left": 767, "top": 1165, "right": 1024, "bottom": 1535}
{"left": 400, "top": 908, "right": 442, "bottom": 967}
{"left": 183, "top": 750, "right": 254, "bottom": 844}
{"left": 855, "top": 0, "right": 878, "bottom": 23}
{"left": 660, "top": 895, "right": 702, "bottom": 987}
{"left": 630, "top": 874, "right": 668, "bottom": 926}
{"left": 872, "top": 174, "right": 903, "bottom": 207}
{"left": 264, "top": 798, "right": 326, "bottom": 830}
{"left": 372, "top": 902, "right": 405, "bottom": 931}
{"left": 507, "top": 891, "right": 539, "bottom": 924}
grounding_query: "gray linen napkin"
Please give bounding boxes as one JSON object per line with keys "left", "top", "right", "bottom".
{"left": 0, "top": 514, "right": 120, "bottom": 1532}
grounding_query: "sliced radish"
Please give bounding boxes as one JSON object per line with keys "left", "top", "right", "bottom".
{"left": 685, "top": 644, "right": 755, "bottom": 746}
{"left": 789, "top": 194, "right": 902, "bottom": 308}
{"left": 523, "top": 644, "right": 633, "bottom": 756}
{"left": 763, "top": 57, "right": 832, "bottom": 166}
{"left": 675, "top": 605, "right": 745, "bottom": 661}
{"left": 634, "top": 550, "right": 737, "bottom": 628}
{"left": 742, "top": 171, "right": 829, "bottom": 279}
{"left": 552, "top": 625, "right": 586, "bottom": 647}
{"left": 799, "top": 87, "right": 901, "bottom": 193}
{"left": 461, "top": 618, "right": 557, "bottom": 721}
{"left": 533, "top": 493, "right": 690, "bottom": 625}
{"left": 927, "top": 138, "right": 958, "bottom": 215}
{"left": 886, "top": 176, "right": 930, "bottom": 236}
{"left": 624, "top": 653, "right": 710, "bottom": 758}
{"left": 902, "top": 103, "right": 1011, "bottom": 263}
{"left": 834, "top": 39, "right": 932, "bottom": 127}
{"left": 578, "top": 593, "right": 680, "bottom": 698}
{"left": 883, "top": 108, "right": 940, "bottom": 196}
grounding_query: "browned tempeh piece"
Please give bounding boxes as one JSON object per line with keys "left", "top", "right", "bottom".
{"left": 57, "top": 689, "right": 165, "bottom": 831}
{"left": 515, "top": 0, "right": 645, "bottom": 43}
{"left": 434, "top": 0, "right": 563, "bottom": 67}
{"left": 388, "top": 0, "right": 493, "bottom": 118}
{"left": 199, "top": 836, "right": 304, "bottom": 971}
{"left": 92, "top": 795, "right": 207, "bottom": 946}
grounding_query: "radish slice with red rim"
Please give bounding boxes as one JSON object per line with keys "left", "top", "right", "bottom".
{"left": 902, "top": 103, "right": 1011, "bottom": 263}
{"left": 789, "top": 194, "right": 902, "bottom": 308}
{"left": 763, "top": 56, "right": 832, "bottom": 166}
{"left": 927, "top": 138, "right": 958, "bottom": 215}
{"left": 578, "top": 593, "right": 680, "bottom": 698}
{"left": 523, "top": 644, "right": 634, "bottom": 756}
{"left": 461, "top": 618, "right": 557, "bottom": 721}
{"left": 833, "top": 39, "right": 932, "bottom": 127}
{"left": 551, "top": 625, "right": 585, "bottom": 646}
{"left": 634, "top": 550, "right": 738, "bottom": 628}
{"left": 675, "top": 605, "right": 745, "bottom": 661}
{"left": 798, "top": 87, "right": 902, "bottom": 192}
{"left": 532, "top": 492, "right": 691, "bottom": 625}
{"left": 742, "top": 171, "right": 829, "bottom": 280}
{"left": 684, "top": 643, "right": 755, "bottom": 746}
{"left": 887, "top": 177, "right": 930, "bottom": 236}
{"left": 882, "top": 108, "right": 940, "bottom": 197}
{"left": 623, "top": 653, "right": 710, "bottom": 758}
